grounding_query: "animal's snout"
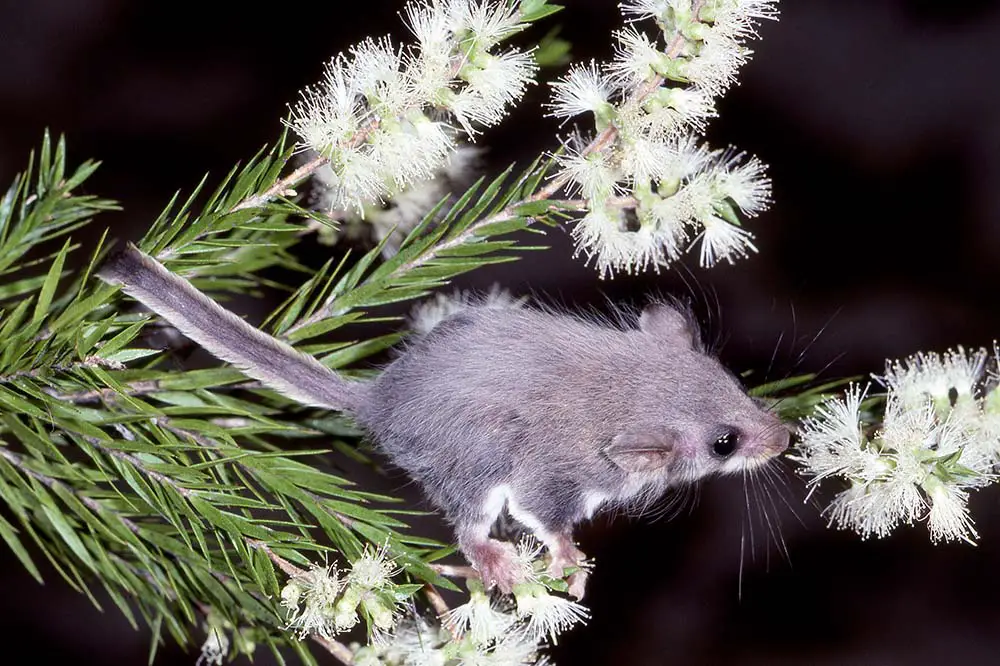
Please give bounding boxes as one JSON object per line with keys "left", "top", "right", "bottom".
{"left": 766, "top": 424, "right": 791, "bottom": 456}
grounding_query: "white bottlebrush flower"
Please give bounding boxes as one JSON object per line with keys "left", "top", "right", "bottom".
{"left": 879, "top": 397, "right": 967, "bottom": 463}
{"left": 513, "top": 583, "right": 590, "bottom": 644}
{"left": 542, "top": 0, "right": 779, "bottom": 279}
{"left": 450, "top": 0, "right": 525, "bottom": 49}
{"left": 825, "top": 479, "right": 923, "bottom": 541}
{"left": 456, "top": 630, "right": 543, "bottom": 665}
{"left": 925, "top": 480, "right": 978, "bottom": 544}
{"left": 362, "top": 595, "right": 399, "bottom": 632}
{"left": 610, "top": 26, "right": 667, "bottom": 87}
{"left": 406, "top": 0, "right": 454, "bottom": 52}
{"left": 443, "top": 587, "right": 517, "bottom": 644}
{"left": 366, "top": 117, "right": 453, "bottom": 192}
{"left": 669, "top": 135, "right": 718, "bottom": 179}
{"left": 349, "top": 542, "right": 401, "bottom": 590}
{"left": 714, "top": 152, "right": 772, "bottom": 216}
{"left": 349, "top": 37, "right": 413, "bottom": 116}
{"left": 570, "top": 205, "right": 633, "bottom": 278}
{"left": 452, "top": 50, "right": 538, "bottom": 130}
{"left": 511, "top": 537, "right": 546, "bottom": 584}
{"left": 794, "top": 348, "right": 1000, "bottom": 544}
{"left": 710, "top": 0, "right": 781, "bottom": 43}
{"left": 618, "top": 0, "right": 671, "bottom": 21}
{"left": 792, "top": 384, "right": 886, "bottom": 485}
{"left": 366, "top": 142, "right": 473, "bottom": 251}
{"left": 281, "top": 564, "right": 344, "bottom": 639}
{"left": 406, "top": 4, "right": 457, "bottom": 102}
{"left": 290, "top": 0, "right": 536, "bottom": 212}
{"left": 572, "top": 203, "right": 690, "bottom": 277}
{"left": 335, "top": 148, "right": 387, "bottom": 211}
{"left": 552, "top": 139, "right": 621, "bottom": 202}
{"left": 656, "top": 87, "right": 717, "bottom": 133}
{"left": 617, "top": 131, "right": 676, "bottom": 184}
{"left": 378, "top": 617, "right": 451, "bottom": 666}
{"left": 696, "top": 213, "right": 757, "bottom": 267}
{"left": 827, "top": 402, "right": 946, "bottom": 539}
{"left": 312, "top": 143, "right": 481, "bottom": 255}
{"left": 332, "top": 583, "right": 364, "bottom": 633}
{"left": 547, "top": 61, "right": 618, "bottom": 121}
{"left": 881, "top": 347, "right": 988, "bottom": 410}
{"left": 287, "top": 58, "right": 362, "bottom": 157}
{"left": 647, "top": 194, "right": 693, "bottom": 259}
{"left": 682, "top": 32, "right": 746, "bottom": 98}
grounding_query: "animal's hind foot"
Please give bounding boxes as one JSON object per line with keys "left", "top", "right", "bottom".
{"left": 465, "top": 537, "right": 524, "bottom": 594}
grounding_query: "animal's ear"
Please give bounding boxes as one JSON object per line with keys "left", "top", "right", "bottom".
{"left": 604, "top": 426, "right": 678, "bottom": 473}
{"left": 639, "top": 302, "right": 696, "bottom": 346}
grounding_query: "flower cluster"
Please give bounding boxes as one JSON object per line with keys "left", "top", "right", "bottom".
{"left": 547, "top": 0, "right": 778, "bottom": 276}
{"left": 350, "top": 539, "right": 588, "bottom": 665}
{"left": 288, "top": 0, "right": 540, "bottom": 212}
{"left": 280, "top": 544, "right": 403, "bottom": 640}
{"left": 792, "top": 346, "right": 1000, "bottom": 543}
{"left": 313, "top": 145, "right": 482, "bottom": 257}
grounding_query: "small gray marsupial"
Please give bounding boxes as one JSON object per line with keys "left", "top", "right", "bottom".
{"left": 98, "top": 243, "right": 789, "bottom": 599}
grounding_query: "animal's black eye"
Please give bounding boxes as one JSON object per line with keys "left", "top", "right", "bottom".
{"left": 712, "top": 429, "right": 739, "bottom": 458}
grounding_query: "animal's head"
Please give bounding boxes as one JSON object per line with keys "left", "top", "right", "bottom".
{"left": 602, "top": 302, "right": 789, "bottom": 484}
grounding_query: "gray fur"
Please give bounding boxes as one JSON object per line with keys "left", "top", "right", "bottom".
{"left": 357, "top": 302, "right": 788, "bottom": 536}
{"left": 98, "top": 247, "right": 788, "bottom": 589}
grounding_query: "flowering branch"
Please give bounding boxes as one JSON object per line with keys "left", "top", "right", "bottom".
{"left": 546, "top": 0, "right": 777, "bottom": 276}
{"left": 285, "top": 0, "right": 543, "bottom": 213}
{"left": 792, "top": 347, "right": 1000, "bottom": 543}
{"left": 230, "top": 153, "right": 330, "bottom": 213}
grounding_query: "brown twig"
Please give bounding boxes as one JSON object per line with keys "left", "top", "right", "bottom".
{"left": 311, "top": 635, "right": 356, "bottom": 665}
{"left": 230, "top": 154, "right": 329, "bottom": 213}
{"left": 423, "top": 583, "right": 452, "bottom": 617}
{"left": 0, "top": 355, "right": 124, "bottom": 385}
{"left": 429, "top": 563, "right": 479, "bottom": 579}
{"left": 248, "top": 539, "right": 306, "bottom": 578}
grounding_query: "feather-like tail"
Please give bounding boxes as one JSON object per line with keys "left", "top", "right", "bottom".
{"left": 98, "top": 243, "right": 367, "bottom": 412}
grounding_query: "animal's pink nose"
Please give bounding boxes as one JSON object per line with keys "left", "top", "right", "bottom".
{"left": 767, "top": 424, "right": 791, "bottom": 455}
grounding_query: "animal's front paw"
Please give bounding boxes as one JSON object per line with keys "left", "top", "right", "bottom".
{"left": 566, "top": 568, "right": 589, "bottom": 600}
{"left": 546, "top": 534, "right": 589, "bottom": 599}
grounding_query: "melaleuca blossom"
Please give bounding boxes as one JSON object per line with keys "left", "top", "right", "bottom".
{"left": 287, "top": 0, "right": 538, "bottom": 213}
{"left": 347, "top": 539, "right": 586, "bottom": 665}
{"left": 793, "top": 347, "right": 1000, "bottom": 544}
{"left": 311, "top": 144, "right": 482, "bottom": 257}
{"left": 280, "top": 546, "right": 405, "bottom": 640}
{"left": 547, "top": 0, "right": 778, "bottom": 277}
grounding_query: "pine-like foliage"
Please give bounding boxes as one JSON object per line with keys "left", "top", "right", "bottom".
{"left": 0, "top": 130, "right": 561, "bottom": 664}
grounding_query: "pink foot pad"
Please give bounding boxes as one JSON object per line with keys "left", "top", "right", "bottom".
{"left": 467, "top": 538, "right": 523, "bottom": 594}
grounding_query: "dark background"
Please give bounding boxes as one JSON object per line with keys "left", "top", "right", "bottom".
{"left": 3, "top": 0, "right": 1000, "bottom": 664}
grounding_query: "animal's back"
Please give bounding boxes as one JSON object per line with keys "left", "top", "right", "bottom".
{"left": 355, "top": 306, "right": 651, "bottom": 517}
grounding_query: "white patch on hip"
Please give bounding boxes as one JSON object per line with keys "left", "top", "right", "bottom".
{"left": 483, "top": 484, "right": 559, "bottom": 550}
